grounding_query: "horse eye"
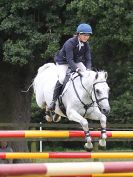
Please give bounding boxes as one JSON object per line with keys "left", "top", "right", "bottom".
{"left": 96, "top": 89, "right": 101, "bottom": 95}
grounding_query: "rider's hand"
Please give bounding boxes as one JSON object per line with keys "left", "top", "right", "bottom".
{"left": 76, "top": 68, "right": 83, "bottom": 77}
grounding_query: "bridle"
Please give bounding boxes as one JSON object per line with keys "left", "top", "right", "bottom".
{"left": 71, "top": 76, "right": 108, "bottom": 116}
{"left": 93, "top": 81, "right": 109, "bottom": 108}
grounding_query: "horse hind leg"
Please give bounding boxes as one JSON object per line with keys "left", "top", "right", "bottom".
{"left": 53, "top": 114, "right": 62, "bottom": 122}
{"left": 45, "top": 105, "right": 62, "bottom": 123}
{"left": 45, "top": 105, "right": 53, "bottom": 122}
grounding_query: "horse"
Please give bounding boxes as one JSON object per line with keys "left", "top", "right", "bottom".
{"left": 33, "top": 63, "right": 110, "bottom": 151}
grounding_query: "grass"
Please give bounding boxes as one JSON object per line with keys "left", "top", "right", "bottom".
{"left": 34, "top": 157, "right": 133, "bottom": 163}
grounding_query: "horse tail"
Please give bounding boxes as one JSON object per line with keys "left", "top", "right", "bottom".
{"left": 38, "top": 63, "right": 55, "bottom": 74}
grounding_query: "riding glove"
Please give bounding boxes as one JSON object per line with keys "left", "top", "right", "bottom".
{"left": 76, "top": 68, "right": 83, "bottom": 77}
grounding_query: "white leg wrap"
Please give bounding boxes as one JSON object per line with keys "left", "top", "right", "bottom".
{"left": 99, "top": 139, "right": 106, "bottom": 147}
{"left": 101, "top": 132, "right": 107, "bottom": 139}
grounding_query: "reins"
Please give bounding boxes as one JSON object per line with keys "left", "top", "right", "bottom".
{"left": 71, "top": 76, "right": 94, "bottom": 117}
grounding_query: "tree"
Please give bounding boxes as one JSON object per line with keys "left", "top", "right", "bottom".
{"left": 0, "top": 0, "right": 65, "bottom": 162}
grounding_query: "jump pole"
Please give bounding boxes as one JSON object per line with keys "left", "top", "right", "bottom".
{"left": 0, "top": 130, "right": 133, "bottom": 138}
{"left": 1, "top": 173, "right": 133, "bottom": 177}
{"left": 44, "top": 174, "right": 133, "bottom": 177}
{"left": 0, "top": 162, "right": 133, "bottom": 176}
{"left": 1, "top": 152, "right": 133, "bottom": 159}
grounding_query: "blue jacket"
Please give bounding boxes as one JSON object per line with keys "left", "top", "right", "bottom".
{"left": 54, "top": 36, "right": 92, "bottom": 72}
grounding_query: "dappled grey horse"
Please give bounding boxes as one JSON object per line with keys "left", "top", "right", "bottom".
{"left": 33, "top": 63, "right": 110, "bottom": 151}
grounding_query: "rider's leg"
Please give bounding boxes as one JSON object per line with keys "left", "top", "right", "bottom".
{"left": 48, "top": 80, "right": 63, "bottom": 111}
{"left": 49, "top": 64, "right": 68, "bottom": 111}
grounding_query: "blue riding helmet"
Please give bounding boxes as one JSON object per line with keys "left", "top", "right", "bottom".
{"left": 77, "top": 23, "right": 92, "bottom": 34}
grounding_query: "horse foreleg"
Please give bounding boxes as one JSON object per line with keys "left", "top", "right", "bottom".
{"left": 99, "top": 114, "right": 107, "bottom": 148}
{"left": 84, "top": 131, "right": 93, "bottom": 151}
{"left": 67, "top": 109, "right": 93, "bottom": 151}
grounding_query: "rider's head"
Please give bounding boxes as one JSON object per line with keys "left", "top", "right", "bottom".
{"left": 76, "top": 23, "right": 92, "bottom": 42}
{"left": 77, "top": 23, "right": 92, "bottom": 35}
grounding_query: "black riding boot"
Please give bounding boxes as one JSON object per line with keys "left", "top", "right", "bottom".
{"left": 48, "top": 81, "right": 63, "bottom": 111}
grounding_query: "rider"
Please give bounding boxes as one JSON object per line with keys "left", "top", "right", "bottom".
{"left": 48, "top": 23, "right": 93, "bottom": 111}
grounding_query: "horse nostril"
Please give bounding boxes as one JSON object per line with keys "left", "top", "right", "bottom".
{"left": 103, "top": 109, "right": 106, "bottom": 113}
{"left": 102, "top": 109, "right": 110, "bottom": 115}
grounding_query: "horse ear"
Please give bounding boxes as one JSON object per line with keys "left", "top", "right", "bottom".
{"left": 105, "top": 72, "right": 108, "bottom": 79}
{"left": 95, "top": 72, "right": 98, "bottom": 79}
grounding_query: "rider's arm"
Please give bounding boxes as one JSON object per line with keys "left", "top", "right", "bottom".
{"left": 64, "top": 41, "right": 78, "bottom": 72}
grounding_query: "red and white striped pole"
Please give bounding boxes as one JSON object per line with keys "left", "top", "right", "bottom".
{"left": 0, "top": 162, "right": 133, "bottom": 176}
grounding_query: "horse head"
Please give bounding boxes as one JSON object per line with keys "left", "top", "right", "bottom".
{"left": 92, "top": 71, "right": 110, "bottom": 115}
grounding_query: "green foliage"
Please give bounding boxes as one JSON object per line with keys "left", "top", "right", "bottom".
{"left": 109, "top": 60, "right": 133, "bottom": 122}
{"left": 31, "top": 95, "right": 44, "bottom": 123}
{"left": 43, "top": 38, "right": 60, "bottom": 59}
{"left": 110, "top": 90, "right": 133, "bottom": 122}
{"left": 0, "top": 0, "right": 65, "bottom": 65}
{"left": 3, "top": 39, "right": 31, "bottom": 65}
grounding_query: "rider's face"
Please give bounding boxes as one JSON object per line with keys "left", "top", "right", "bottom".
{"left": 78, "top": 34, "right": 90, "bottom": 42}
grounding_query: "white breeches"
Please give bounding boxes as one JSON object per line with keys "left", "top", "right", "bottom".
{"left": 56, "top": 62, "right": 86, "bottom": 84}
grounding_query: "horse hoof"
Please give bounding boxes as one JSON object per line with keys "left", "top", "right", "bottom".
{"left": 98, "top": 145, "right": 106, "bottom": 151}
{"left": 99, "top": 139, "right": 106, "bottom": 147}
{"left": 84, "top": 146, "right": 93, "bottom": 152}
{"left": 84, "top": 143, "right": 93, "bottom": 152}
{"left": 53, "top": 114, "right": 62, "bottom": 122}
{"left": 45, "top": 115, "right": 53, "bottom": 122}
